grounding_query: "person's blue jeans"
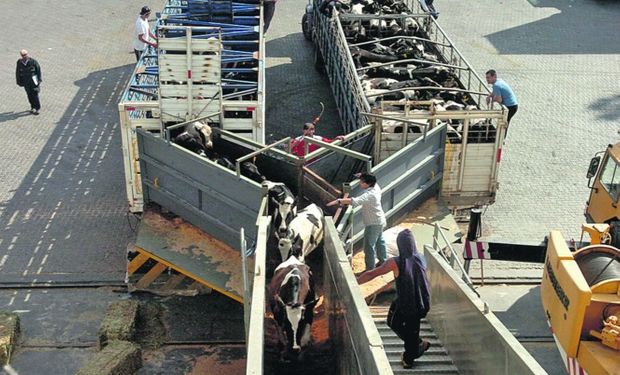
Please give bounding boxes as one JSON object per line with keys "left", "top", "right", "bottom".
{"left": 364, "top": 224, "right": 386, "bottom": 270}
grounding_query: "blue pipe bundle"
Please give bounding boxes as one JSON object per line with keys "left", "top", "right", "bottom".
{"left": 121, "top": 0, "right": 262, "bottom": 104}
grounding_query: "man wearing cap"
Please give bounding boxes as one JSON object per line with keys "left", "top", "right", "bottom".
{"left": 15, "top": 49, "right": 42, "bottom": 115}
{"left": 134, "top": 6, "right": 158, "bottom": 61}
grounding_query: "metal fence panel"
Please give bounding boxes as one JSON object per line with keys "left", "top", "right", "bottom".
{"left": 346, "top": 126, "right": 446, "bottom": 241}
{"left": 137, "top": 129, "right": 262, "bottom": 250}
{"left": 323, "top": 217, "right": 393, "bottom": 375}
{"left": 425, "top": 245, "right": 547, "bottom": 375}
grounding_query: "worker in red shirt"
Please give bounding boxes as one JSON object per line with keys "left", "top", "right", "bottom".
{"left": 290, "top": 123, "right": 345, "bottom": 158}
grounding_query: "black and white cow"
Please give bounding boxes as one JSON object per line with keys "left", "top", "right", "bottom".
{"left": 269, "top": 256, "right": 316, "bottom": 356}
{"left": 264, "top": 181, "right": 297, "bottom": 238}
{"left": 172, "top": 121, "right": 213, "bottom": 157}
{"left": 277, "top": 203, "right": 323, "bottom": 263}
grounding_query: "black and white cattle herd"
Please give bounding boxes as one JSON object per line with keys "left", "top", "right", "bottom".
{"left": 265, "top": 182, "right": 323, "bottom": 359}
{"left": 323, "top": 0, "right": 497, "bottom": 143}
{"left": 171, "top": 122, "right": 323, "bottom": 358}
{"left": 167, "top": 0, "right": 496, "bottom": 362}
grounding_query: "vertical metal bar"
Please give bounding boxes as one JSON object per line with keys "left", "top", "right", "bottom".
{"left": 240, "top": 227, "right": 250, "bottom": 337}
{"left": 457, "top": 117, "right": 470, "bottom": 192}
{"left": 186, "top": 27, "right": 193, "bottom": 120}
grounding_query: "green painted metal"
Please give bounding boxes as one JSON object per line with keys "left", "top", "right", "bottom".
{"left": 135, "top": 210, "right": 246, "bottom": 302}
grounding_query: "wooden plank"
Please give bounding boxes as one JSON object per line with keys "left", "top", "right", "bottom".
{"left": 159, "top": 84, "right": 219, "bottom": 98}
{"left": 158, "top": 38, "right": 220, "bottom": 52}
{"left": 221, "top": 119, "right": 254, "bottom": 131}
{"left": 135, "top": 262, "right": 167, "bottom": 289}
{"left": 127, "top": 252, "right": 150, "bottom": 275}
{"left": 159, "top": 71, "right": 220, "bottom": 83}
{"left": 159, "top": 273, "right": 186, "bottom": 292}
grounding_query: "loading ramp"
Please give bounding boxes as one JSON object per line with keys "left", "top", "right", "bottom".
{"left": 370, "top": 306, "right": 459, "bottom": 375}
{"left": 128, "top": 210, "right": 246, "bottom": 302}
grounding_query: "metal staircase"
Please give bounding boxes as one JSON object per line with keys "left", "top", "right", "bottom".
{"left": 370, "top": 306, "right": 459, "bottom": 375}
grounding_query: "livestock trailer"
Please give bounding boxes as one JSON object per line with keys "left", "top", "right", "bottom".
{"left": 307, "top": 0, "right": 507, "bottom": 208}
{"left": 119, "top": 0, "right": 265, "bottom": 212}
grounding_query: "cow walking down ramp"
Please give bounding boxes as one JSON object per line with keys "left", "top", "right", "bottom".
{"left": 268, "top": 256, "right": 317, "bottom": 359}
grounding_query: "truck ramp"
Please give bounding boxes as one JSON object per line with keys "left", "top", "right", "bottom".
{"left": 128, "top": 210, "right": 245, "bottom": 302}
{"left": 370, "top": 306, "right": 459, "bottom": 375}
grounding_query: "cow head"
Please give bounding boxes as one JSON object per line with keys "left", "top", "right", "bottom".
{"left": 272, "top": 195, "right": 297, "bottom": 236}
{"left": 277, "top": 229, "right": 295, "bottom": 262}
{"left": 241, "top": 160, "right": 266, "bottom": 183}
{"left": 270, "top": 257, "right": 316, "bottom": 356}
{"left": 193, "top": 121, "right": 213, "bottom": 149}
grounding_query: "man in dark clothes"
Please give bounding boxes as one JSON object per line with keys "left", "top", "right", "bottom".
{"left": 263, "top": 0, "right": 277, "bottom": 33}
{"left": 357, "top": 229, "right": 431, "bottom": 369}
{"left": 15, "top": 49, "right": 42, "bottom": 115}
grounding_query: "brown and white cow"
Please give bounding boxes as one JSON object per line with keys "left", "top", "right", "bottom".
{"left": 277, "top": 203, "right": 323, "bottom": 263}
{"left": 172, "top": 120, "right": 213, "bottom": 157}
{"left": 268, "top": 256, "right": 316, "bottom": 357}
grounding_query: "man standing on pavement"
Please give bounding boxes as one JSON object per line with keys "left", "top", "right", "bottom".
{"left": 486, "top": 69, "right": 518, "bottom": 130}
{"left": 15, "top": 49, "right": 42, "bottom": 115}
{"left": 327, "top": 173, "right": 387, "bottom": 271}
{"left": 134, "top": 6, "right": 158, "bottom": 62}
{"left": 263, "top": 0, "right": 277, "bottom": 33}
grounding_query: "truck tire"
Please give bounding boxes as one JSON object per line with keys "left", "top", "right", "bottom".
{"left": 314, "top": 46, "right": 326, "bottom": 74}
{"left": 302, "top": 13, "right": 313, "bottom": 41}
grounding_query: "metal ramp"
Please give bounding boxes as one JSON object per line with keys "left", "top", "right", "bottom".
{"left": 370, "top": 306, "right": 459, "bottom": 375}
{"left": 127, "top": 210, "right": 245, "bottom": 303}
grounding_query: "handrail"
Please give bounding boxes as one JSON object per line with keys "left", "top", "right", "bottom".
{"left": 349, "top": 35, "right": 450, "bottom": 48}
{"left": 304, "top": 137, "right": 373, "bottom": 172}
{"left": 303, "top": 124, "right": 374, "bottom": 160}
{"left": 235, "top": 137, "right": 291, "bottom": 178}
{"left": 431, "top": 223, "right": 479, "bottom": 297}
{"left": 356, "top": 58, "right": 469, "bottom": 72}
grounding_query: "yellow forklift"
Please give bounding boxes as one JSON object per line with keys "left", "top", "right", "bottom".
{"left": 540, "top": 143, "right": 620, "bottom": 375}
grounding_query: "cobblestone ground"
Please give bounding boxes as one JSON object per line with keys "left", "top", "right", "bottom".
{"left": 439, "top": 0, "right": 620, "bottom": 243}
{"left": 0, "top": 0, "right": 151, "bottom": 283}
{"left": 264, "top": 0, "right": 342, "bottom": 142}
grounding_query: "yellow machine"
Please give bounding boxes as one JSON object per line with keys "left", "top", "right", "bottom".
{"left": 586, "top": 142, "right": 620, "bottom": 227}
{"left": 541, "top": 228, "right": 620, "bottom": 375}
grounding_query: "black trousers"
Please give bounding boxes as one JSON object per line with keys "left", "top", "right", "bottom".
{"left": 402, "top": 317, "right": 422, "bottom": 363}
{"left": 134, "top": 49, "right": 143, "bottom": 62}
{"left": 24, "top": 86, "right": 41, "bottom": 111}
{"left": 263, "top": 2, "right": 276, "bottom": 33}
{"left": 507, "top": 104, "right": 518, "bottom": 124}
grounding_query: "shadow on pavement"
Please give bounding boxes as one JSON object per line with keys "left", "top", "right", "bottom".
{"left": 486, "top": 0, "right": 620, "bottom": 55}
{"left": 0, "top": 64, "right": 135, "bottom": 284}
{"left": 588, "top": 94, "right": 620, "bottom": 121}
{"left": 0, "top": 111, "right": 32, "bottom": 123}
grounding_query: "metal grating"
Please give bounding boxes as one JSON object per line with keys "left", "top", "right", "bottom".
{"left": 370, "top": 306, "right": 459, "bottom": 375}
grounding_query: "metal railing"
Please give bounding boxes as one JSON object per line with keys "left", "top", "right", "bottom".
{"left": 431, "top": 222, "right": 479, "bottom": 297}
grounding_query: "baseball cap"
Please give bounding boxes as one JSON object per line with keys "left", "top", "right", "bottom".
{"left": 140, "top": 6, "right": 151, "bottom": 15}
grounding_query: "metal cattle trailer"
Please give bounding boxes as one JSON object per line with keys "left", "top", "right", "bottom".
{"left": 119, "top": 0, "right": 265, "bottom": 213}
{"left": 307, "top": 0, "right": 507, "bottom": 208}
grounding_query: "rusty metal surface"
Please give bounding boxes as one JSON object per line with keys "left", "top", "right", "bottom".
{"left": 135, "top": 211, "right": 247, "bottom": 302}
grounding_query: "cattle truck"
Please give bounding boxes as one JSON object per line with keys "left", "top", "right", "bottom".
{"left": 119, "top": 0, "right": 266, "bottom": 213}
{"left": 305, "top": 0, "right": 507, "bottom": 211}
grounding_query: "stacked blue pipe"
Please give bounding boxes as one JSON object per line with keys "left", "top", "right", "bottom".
{"left": 121, "top": 0, "right": 261, "bottom": 105}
